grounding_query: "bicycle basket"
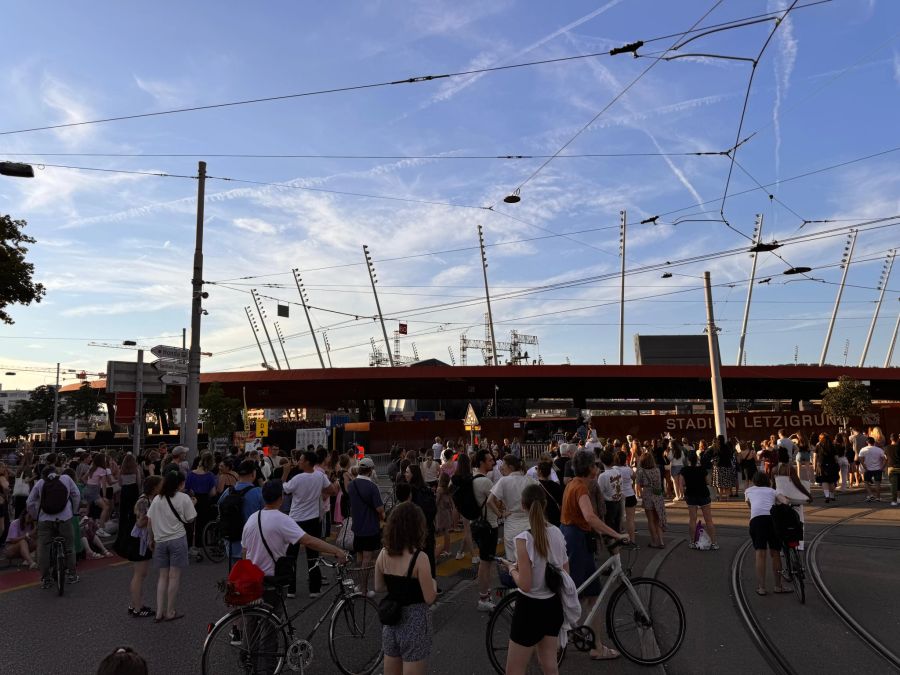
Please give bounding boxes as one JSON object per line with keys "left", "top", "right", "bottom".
{"left": 345, "top": 563, "right": 376, "bottom": 592}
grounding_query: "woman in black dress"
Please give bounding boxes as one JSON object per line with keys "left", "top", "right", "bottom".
{"left": 813, "top": 432, "right": 840, "bottom": 503}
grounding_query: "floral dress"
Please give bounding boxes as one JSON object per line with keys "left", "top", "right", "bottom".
{"left": 636, "top": 467, "right": 668, "bottom": 531}
{"left": 434, "top": 487, "right": 454, "bottom": 533}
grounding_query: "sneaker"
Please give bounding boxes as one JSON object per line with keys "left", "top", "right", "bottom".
{"left": 477, "top": 598, "right": 496, "bottom": 612}
{"left": 472, "top": 556, "right": 480, "bottom": 565}
{"left": 711, "top": 543, "right": 720, "bottom": 551}
{"left": 286, "top": 592, "right": 296, "bottom": 599}
{"left": 455, "top": 552, "right": 465, "bottom": 561}
{"left": 309, "top": 592, "right": 321, "bottom": 599}
{"left": 688, "top": 542, "right": 698, "bottom": 550}
{"left": 229, "top": 626, "right": 242, "bottom": 646}
{"left": 366, "top": 590, "right": 375, "bottom": 598}
{"left": 891, "top": 501, "right": 898, "bottom": 506}
{"left": 40, "top": 577, "right": 52, "bottom": 589}
{"left": 66, "top": 573, "right": 80, "bottom": 585}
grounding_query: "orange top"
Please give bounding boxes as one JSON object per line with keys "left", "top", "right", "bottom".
{"left": 561, "top": 477, "right": 592, "bottom": 532}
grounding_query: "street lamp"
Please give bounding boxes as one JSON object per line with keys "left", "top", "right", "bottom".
{"left": 0, "top": 162, "right": 35, "bottom": 178}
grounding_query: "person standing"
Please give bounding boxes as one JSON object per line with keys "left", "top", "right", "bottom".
{"left": 125, "top": 475, "right": 162, "bottom": 618}
{"left": 536, "top": 461, "right": 563, "bottom": 527}
{"left": 284, "top": 450, "right": 339, "bottom": 598}
{"left": 488, "top": 455, "right": 535, "bottom": 564}
{"left": 374, "top": 501, "right": 437, "bottom": 675}
{"left": 561, "top": 450, "right": 628, "bottom": 661}
{"left": 744, "top": 472, "right": 790, "bottom": 595}
{"left": 681, "top": 451, "right": 718, "bottom": 550}
{"left": 114, "top": 453, "right": 142, "bottom": 559}
{"left": 147, "top": 470, "right": 196, "bottom": 621}
{"left": 185, "top": 452, "right": 218, "bottom": 559}
{"left": 636, "top": 452, "right": 667, "bottom": 548}
{"left": 431, "top": 436, "right": 444, "bottom": 462}
{"left": 885, "top": 433, "right": 900, "bottom": 506}
{"left": 499, "top": 483, "right": 568, "bottom": 675}
{"left": 613, "top": 451, "right": 637, "bottom": 544}
{"left": 217, "top": 461, "right": 264, "bottom": 570}
{"left": 26, "top": 467, "right": 81, "bottom": 588}
{"left": 472, "top": 449, "right": 501, "bottom": 612}
{"left": 813, "top": 433, "right": 840, "bottom": 503}
{"left": 858, "top": 437, "right": 886, "bottom": 502}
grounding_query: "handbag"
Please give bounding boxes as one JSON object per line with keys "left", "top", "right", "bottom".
{"left": 258, "top": 510, "right": 294, "bottom": 581}
{"left": 225, "top": 559, "right": 265, "bottom": 606}
{"left": 336, "top": 516, "right": 355, "bottom": 551}
{"left": 378, "top": 549, "right": 419, "bottom": 626}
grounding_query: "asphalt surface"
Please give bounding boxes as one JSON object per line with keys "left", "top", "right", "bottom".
{"left": 3, "top": 488, "right": 897, "bottom": 675}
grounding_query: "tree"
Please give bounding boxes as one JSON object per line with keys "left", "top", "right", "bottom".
{"left": 143, "top": 393, "right": 171, "bottom": 435}
{"left": 28, "top": 385, "right": 58, "bottom": 429}
{"left": 199, "top": 383, "right": 242, "bottom": 441}
{"left": 821, "top": 376, "right": 871, "bottom": 428}
{"left": 62, "top": 381, "right": 102, "bottom": 430}
{"left": 0, "top": 214, "right": 46, "bottom": 324}
{"left": 0, "top": 401, "right": 33, "bottom": 440}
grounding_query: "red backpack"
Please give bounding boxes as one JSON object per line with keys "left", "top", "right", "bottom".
{"left": 225, "top": 559, "right": 264, "bottom": 606}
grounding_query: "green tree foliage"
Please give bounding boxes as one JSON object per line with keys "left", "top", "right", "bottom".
{"left": 143, "top": 393, "right": 172, "bottom": 435}
{"left": 0, "top": 401, "right": 33, "bottom": 440}
{"left": 28, "top": 385, "right": 58, "bottom": 427}
{"left": 821, "top": 376, "right": 871, "bottom": 425}
{"left": 0, "top": 214, "right": 46, "bottom": 324}
{"left": 62, "top": 381, "right": 102, "bottom": 427}
{"left": 199, "top": 383, "right": 242, "bottom": 441}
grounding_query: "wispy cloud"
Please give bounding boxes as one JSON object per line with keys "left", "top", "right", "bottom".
{"left": 40, "top": 73, "right": 96, "bottom": 148}
{"left": 233, "top": 217, "right": 278, "bottom": 235}
{"left": 133, "top": 75, "right": 190, "bottom": 108}
{"left": 769, "top": 0, "right": 799, "bottom": 184}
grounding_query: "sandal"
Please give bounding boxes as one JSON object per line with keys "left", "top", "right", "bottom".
{"left": 88, "top": 552, "right": 102, "bottom": 560}
{"left": 756, "top": 588, "right": 767, "bottom": 596}
{"left": 590, "top": 645, "right": 621, "bottom": 660}
{"left": 773, "top": 586, "right": 791, "bottom": 594}
{"left": 164, "top": 612, "right": 186, "bottom": 622}
{"left": 103, "top": 551, "right": 114, "bottom": 558}
{"left": 131, "top": 606, "right": 155, "bottom": 618}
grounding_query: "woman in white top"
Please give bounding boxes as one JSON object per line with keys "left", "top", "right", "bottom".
{"left": 613, "top": 450, "right": 637, "bottom": 543}
{"left": 84, "top": 454, "right": 112, "bottom": 531}
{"left": 668, "top": 440, "right": 685, "bottom": 502}
{"left": 744, "top": 472, "right": 790, "bottom": 596}
{"left": 420, "top": 455, "right": 441, "bottom": 489}
{"left": 147, "top": 470, "right": 197, "bottom": 622}
{"left": 488, "top": 456, "right": 536, "bottom": 562}
{"left": 500, "top": 482, "right": 568, "bottom": 675}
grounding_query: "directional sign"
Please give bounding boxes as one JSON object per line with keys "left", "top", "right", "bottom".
{"left": 151, "top": 345, "right": 189, "bottom": 360}
{"left": 106, "top": 361, "right": 167, "bottom": 394}
{"left": 160, "top": 373, "right": 188, "bottom": 385}
{"left": 152, "top": 359, "right": 188, "bottom": 374}
{"left": 463, "top": 403, "right": 480, "bottom": 427}
{"left": 256, "top": 418, "right": 269, "bottom": 437}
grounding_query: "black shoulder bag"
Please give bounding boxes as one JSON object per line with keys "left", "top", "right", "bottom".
{"left": 258, "top": 510, "right": 295, "bottom": 582}
{"left": 165, "top": 495, "right": 188, "bottom": 526}
{"left": 378, "top": 549, "right": 420, "bottom": 626}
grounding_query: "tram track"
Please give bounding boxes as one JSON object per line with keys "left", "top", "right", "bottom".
{"left": 731, "top": 502, "right": 900, "bottom": 674}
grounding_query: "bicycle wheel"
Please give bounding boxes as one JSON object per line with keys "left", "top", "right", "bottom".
{"left": 55, "top": 545, "right": 66, "bottom": 597}
{"left": 485, "top": 591, "right": 566, "bottom": 675}
{"left": 328, "top": 594, "right": 382, "bottom": 675}
{"left": 202, "top": 521, "right": 226, "bottom": 563}
{"left": 202, "top": 606, "right": 286, "bottom": 675}
{"left": 606, "top": 577, "right": 685, "bottom": 666}
{"left": 788, "top": 548, "right": 805, "bottom": 604}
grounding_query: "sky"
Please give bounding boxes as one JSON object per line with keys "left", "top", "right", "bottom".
{"left": 1, "top": 0, "right": 899, "bottom": 391}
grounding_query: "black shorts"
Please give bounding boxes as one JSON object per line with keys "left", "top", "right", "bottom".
{"left": 510, "top": 593, "right": 564, "bottom": 647}
{"left": 864, "top": 470, "right": 883, "bottom": 484}
{"left": 353, "top": 533, "right": 381, "bottom": 553}
{"left": 624, "top": 495, "right": 637, "bottom": 508}
{"left": 473, "top": 525, "right": 499, "bottom": 561}
{"left": 603, "top": 501, "right": 622, "bottom": 531}
{"left": 749, "top": 515, "right": 780, "bottom": 551}
{"left": 685, "top": 494, "right": 711, "bottom": 507}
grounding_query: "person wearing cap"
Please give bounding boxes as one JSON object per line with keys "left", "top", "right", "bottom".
{"left": 217, "top": 460, "right": 264, "bottom": 568}
{"left": 283, "top": 451, "right": 340, "bottom": 598}
{"left": 347, "top": 457, "right": 384, "bottom": 596}
{"left": 241, "top": 480, "right": 349, "bottom": 605}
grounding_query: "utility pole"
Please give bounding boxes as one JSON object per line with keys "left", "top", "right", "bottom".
{"left": 859, "top": 249, "right": 895, "bottom": 367}
{"left": 51, "top": 362, "right": 60, "bottom": 452}
{"left": 133, "top": 349, "right": 143, "bottom": 456}
{"left": 820, "top": 230, "right": 857, "bottom": 366}
{"left": 704, "top": 272, "right": 727, "bottom": 438}
{"left": 478, "top": 225, "right": 499, "bottom": 366}
{"left": 274, "top": 322, "right": 291, "bottom": 369}
{"left": 884, "top": 300, "right": 900, "bottom": 367}
{"left": 180, "top": 328, "right": 186, "bottom": 445}
{"left": 245, "top": 306, "right": 269, "bottom": 368}
{"left": 619, "top": 210, "right": 626, "bottom": 366}
{"left": 363, "top": 244, "right": 394, "bottom": 367}
{"left": 737, "top": 214, "right": 763, "bottom": 366}
{"left": 322, "top": 332, "right": 334, "bottom": 368}
{"left": 292, "top": 268, "right": 325, "bottom": 368}
{"left": 251, "top": 289, "right": 281, "bottom": 369}
{"left": 185, "top": 160, "right": 206, "bottom": 457}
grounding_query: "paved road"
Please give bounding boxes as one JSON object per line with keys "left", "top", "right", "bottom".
{"left": 3, "top": 489, "right": 897, "bottom": 674}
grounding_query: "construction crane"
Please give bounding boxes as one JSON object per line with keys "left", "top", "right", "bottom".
{"left": 369, "top": 337, "right": 390, "bottom": 367}
{"left": 509, "top": 330, "right": 539, "bottom": 365}
{"left": 459, "top": 316, "right": 540, "bottom": 366}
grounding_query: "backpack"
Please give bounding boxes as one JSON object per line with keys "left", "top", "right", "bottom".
{"left": 450, "top": 474, "right": 488, "bottom": 521}
{"left": 219, "top": 486, "right": 254, "bottom": 542}
{"left": 40, "top": 474, "right": 70, "bottom": 515}
{"left": 770, "top": 503, "right": 803, "bottom": 544}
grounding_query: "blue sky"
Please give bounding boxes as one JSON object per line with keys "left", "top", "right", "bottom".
{"left": 1, "top": 0, "right": 899, "bottom": 390}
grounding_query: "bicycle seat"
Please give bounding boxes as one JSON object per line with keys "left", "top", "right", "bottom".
{"left": 263, "top": 575, "right": 290, "bottom": 591}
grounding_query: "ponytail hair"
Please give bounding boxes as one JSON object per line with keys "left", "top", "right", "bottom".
{"left": 162, "top": 470, "right": 184, "bottom": 498}
{"left": 521, "top": 483, "right": 549, "bottom": 559}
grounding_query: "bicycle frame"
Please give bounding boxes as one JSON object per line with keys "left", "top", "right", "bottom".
{"left": 576, "top": 550, "right": 629, "bottom": 628}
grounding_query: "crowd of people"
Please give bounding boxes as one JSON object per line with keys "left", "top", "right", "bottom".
{"left": 0, "top": 421, "right": 896, "bottom": 674}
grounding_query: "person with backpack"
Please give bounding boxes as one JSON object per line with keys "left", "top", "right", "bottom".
{"left": 348, "top": 457, "right": 385, "bottom": 596}
{"left": 217, "top": 460, "right": 264, "bottom": 570}
{"left": 498, "top": 483, "right": 569, "bottom": 675}
{"left": 462, "top": 449, "right": 500, "bottom": 612}
{"left": 147, "top": 470, "right": 197, "bottom": 621}
{"left": 26, "top": 465, "right": 82, "bottom": 588}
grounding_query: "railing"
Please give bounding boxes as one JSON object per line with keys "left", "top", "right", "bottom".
{"left": 522, "top": 442, "right": 550, "bottom": 461}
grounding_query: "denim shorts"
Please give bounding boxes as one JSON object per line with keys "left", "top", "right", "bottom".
{"left": 153, "top": 536, "right": 189, "bottom": 569}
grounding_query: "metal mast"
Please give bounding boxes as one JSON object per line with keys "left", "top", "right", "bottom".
{"left": 704, "top": 272, "right": 726, "bottom": 438}
{"left": 859, "top": 249, "right": 895, "bottom": 366}
{"left": 736, "top": 214, "right": 763, "bottom": 366}
{"left": 292, "top": 268, "right": 326, "bottom": 368}
{"left": 619, "top": 210, "right": 626, "bottom": 365}
{"left": 363, "top": 244, "right": 394, "bottom": 367}
{"left": 245, "top": 306, "right": 269, "bottom": 368}
{"left": 478, "top": 225, "right": 499, "bottom": 366}
{"left": 251, "top": 289, "right": 281, "bottom": 369}
{"left": 820, "top": 230, "right": 857, "bottom": 366}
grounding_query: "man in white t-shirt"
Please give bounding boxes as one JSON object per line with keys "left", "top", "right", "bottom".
{"left": 777, "top": 429, "right": 797, "bottom": 464}
{"left": 432, "top": 436, "right": 444, "bottom": 461}
{"left": 283, "top": 451, "right": 339, "bottom": 597}
{"left": 858, "top": 437, "right": 886, "bottom": 502}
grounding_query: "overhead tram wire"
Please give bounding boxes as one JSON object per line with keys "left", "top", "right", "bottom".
{"left": 0, "top": 2, "right": 831, "bottom": 139}
{"left": 495, "top": 0, "right": 728, "bottom": 204}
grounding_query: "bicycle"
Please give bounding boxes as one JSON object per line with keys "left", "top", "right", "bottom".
{"left": 486, "top": 541, "right": 685, "bottom": 673}
{"left": 202, "top": 558, "right": 381, "bottom": 674}
{"left": 780, "top": 539, "right": 805, "bottom": 604}
{"left": 46, "top": 527, "right": 68, "bottom": 597}
{"left": 202, "top": 517, "right": 227, "bottom": 564}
